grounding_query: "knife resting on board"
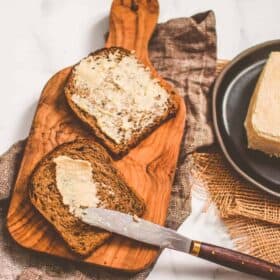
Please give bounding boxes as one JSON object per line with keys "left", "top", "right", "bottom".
{"left": 81, "top": 208, "right": 280, "bottom": 279}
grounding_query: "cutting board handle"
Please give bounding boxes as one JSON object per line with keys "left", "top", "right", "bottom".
{"left": 105, "top": 0, "right": 159, "bottom": 66}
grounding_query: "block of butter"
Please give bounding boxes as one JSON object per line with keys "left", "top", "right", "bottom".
{"left": 244, "top": 52, "right": 280, "bottom": 157}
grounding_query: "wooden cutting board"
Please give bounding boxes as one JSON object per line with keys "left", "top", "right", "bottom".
{"left": 6, "top": 0, "right": 186, "bottom": 272}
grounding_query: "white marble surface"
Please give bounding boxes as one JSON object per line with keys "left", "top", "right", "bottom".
{"left": 0, "top": 1, "right": 279, "bottom": 279}
{"left": 148, "top": 188, "right": 263, "bottom": 280}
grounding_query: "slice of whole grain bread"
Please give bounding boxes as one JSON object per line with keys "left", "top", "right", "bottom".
{"left": 29, "top": 139, "right": 145, "bottom": 257}
{"left": 64, "top": 47, "right": 179, "bottom": 157}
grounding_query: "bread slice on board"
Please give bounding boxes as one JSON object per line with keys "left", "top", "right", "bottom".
{"left": 29, "top": 139, "right": 145, "bottom": 257}
{"left": 64, "top": 47, "right": 179, "bottom": 157}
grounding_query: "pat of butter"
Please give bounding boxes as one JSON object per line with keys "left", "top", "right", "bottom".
{"left": 71, "top": 51, "right": 169, "bottom": 144}
{"left": 54, "top": 156, "right": 100, "bottom": 216}
{"left": 244, "top": 52, "right": 280, "bottom": 157}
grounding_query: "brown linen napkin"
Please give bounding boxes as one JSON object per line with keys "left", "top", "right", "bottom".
{"left": 0, "top": 11, "right": 217, "bottom": 280}
{"left": 149, "top": 12, "right": 216, "bottom": 155}
{"left": 0, "top": 141, "right": 25, "bottom": 200}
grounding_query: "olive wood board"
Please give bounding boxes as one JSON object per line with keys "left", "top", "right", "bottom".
{"left": 7, "top": 0, "right": 186, "bottom": 272}
{"left": 6, "top": 0, "right": 229, "bottom": 272}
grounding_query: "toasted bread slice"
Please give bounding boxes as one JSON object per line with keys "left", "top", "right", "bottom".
{"left": 65, "top": 47, "right": 179, "bottom": 157}
{"left": 29, "top": 139, "right": 145, "bottom": 256}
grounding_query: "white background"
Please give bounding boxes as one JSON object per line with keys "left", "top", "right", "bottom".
{"left": 0, "top": 1, "right": 279, "bottom": 279}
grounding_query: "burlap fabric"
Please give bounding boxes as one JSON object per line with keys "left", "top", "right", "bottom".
{"left": 0, "top": 11, "right": 217, "bottom": 279}
{"left": 191, "top": 151, "right": 280, "bottom": 265}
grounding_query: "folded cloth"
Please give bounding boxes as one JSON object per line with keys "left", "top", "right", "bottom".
{"left": 0, "top": 11, "right": 217, "bottom": 280}
{"left": 191, "top": 151, "right": 280, "bottom": 265}
{"left": 149, "top": 11, "right": 216, "bottom": 154}
{"left": 0, "top": 141, "right": 25, "bottom": 200}
{"left": 193, "top": 152, "right": 280, "bottom": 225}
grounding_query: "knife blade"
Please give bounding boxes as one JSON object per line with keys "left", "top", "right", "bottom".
{"left": 81, "top": 207, "right": 191, "bottom": 252}
{"left": 80, "top": 207, "right": 280, "bottom": 279}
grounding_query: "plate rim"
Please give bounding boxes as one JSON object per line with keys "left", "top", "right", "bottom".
{"left": 212, "top": 39, "right": 280, "bottom": 198}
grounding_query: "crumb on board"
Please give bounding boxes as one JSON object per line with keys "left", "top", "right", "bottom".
{"left": 133, "top": 214, "right": 140, "bottom": 222}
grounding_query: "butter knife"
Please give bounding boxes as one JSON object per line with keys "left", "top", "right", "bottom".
{"left": 80, "top": 208, "right": 280, "bottom": 279}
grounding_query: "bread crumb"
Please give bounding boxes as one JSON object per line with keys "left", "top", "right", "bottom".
{"left": 133, "top": 214, "right": 140, "bottom": 222}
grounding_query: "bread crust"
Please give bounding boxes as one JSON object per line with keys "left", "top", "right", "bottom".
{"left": 29, "top": 139, "right": 145, "bottom": 256}
{"left": 64, "top": 47, "right": 179, "bottom": 158}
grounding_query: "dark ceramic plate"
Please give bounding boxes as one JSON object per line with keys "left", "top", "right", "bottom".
{"left": 213, "top": 40, "right": 280, "bottom": 197}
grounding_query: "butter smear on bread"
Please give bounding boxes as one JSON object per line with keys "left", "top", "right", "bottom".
{"left": 54, "top": 156, "right": 101, "bottom": 216}
{"left": 244, "top": 52, "right": 280, "bottom": 157}
{"left": 71, "top": 50, "right": 170, "bottom": 144}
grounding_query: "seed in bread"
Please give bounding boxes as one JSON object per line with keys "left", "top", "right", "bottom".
{"left": 29, "top": 139, "right": 145, "bottom": 256}
{"left": 65, "top": 47, "right": 179, "bottom": 156}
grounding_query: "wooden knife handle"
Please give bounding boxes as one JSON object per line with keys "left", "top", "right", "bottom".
{"left": 190, "top": 241, "right": 280, "bottom": 279}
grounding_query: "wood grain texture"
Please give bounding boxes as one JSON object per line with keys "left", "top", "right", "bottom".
{"left": 190, "top": 241, "right": 280, "bottom": 279}
{"left": 7, "top": 0, "right": 186, "bottom": 272}
{"left": 106, "top": 0, "right": 158, "bottom": 68}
